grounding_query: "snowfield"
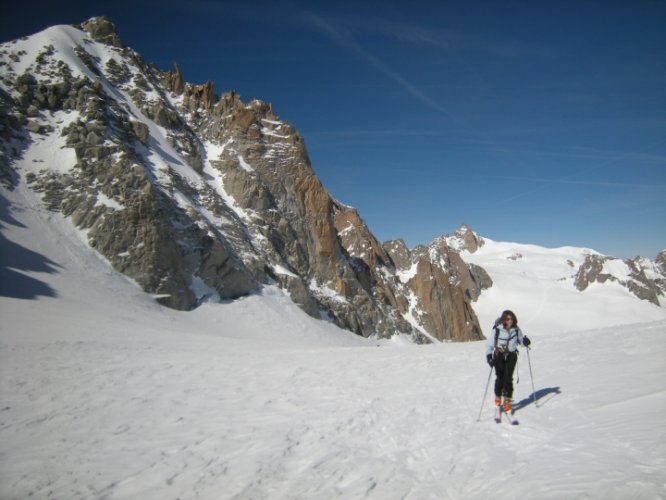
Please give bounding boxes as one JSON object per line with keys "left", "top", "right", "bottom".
{"left": 1, "top": 183, "right": 665, "bottom": 499}
{"left": 462, "top": 239, "right": 666, "bottom": 334}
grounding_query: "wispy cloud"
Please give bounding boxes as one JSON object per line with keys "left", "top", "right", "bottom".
{"left": 481, "top": 175, "right": 666, "bottom": 189}
{"left": 303, "top": 13, "right": 448, "bottom": 114}
{"left": 494, "top": 139, "right": 666, "bottom": 202}
{"left": 306, "top": 128, "right": 459, "bottom": 139}
{"left": 354, "top": 18, "right": 560, "bottom": 58}
{"left": 484, "top": 145, "right": 666, "bottom": 164}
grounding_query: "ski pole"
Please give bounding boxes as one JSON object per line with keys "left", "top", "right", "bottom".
{"left": 526, "top": 346, "right": 538, "bottom": 408}
{"left": 476, "top": 366, "right": 494, "bottom": 422}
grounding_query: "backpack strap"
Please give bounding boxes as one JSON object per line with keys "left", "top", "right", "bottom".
{"left": 509, "top": 329, "right": 519, "bottom": 355}
{"left": 495, "top": 326, "right": 519, "bottom": 354}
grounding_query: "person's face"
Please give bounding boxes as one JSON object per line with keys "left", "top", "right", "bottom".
{"left": 503, "top": 316, "right": 514, "bottom": 327}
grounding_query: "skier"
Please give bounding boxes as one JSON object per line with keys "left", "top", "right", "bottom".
{"left": 485, "top": 310, "right": 531, "bottom": 413}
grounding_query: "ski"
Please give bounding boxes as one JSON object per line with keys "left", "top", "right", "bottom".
{"left": 494, "top": 406, "right": 501, "bottom": 423}
{"left": 502, "top": 410, "right": 519, "bottom": 426}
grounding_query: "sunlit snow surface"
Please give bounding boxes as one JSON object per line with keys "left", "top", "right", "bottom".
{"left": 2, "top": 183, "right": 665, "bottom": 499}
{"left": 461, "top": 239, "right": 666, "bottom": 333}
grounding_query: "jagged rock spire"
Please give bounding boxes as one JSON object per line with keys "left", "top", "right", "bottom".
{"left": 168, "top": 62, "right": 185, "bottom": 95}
{"left": 0, "top": 18, "right": 489, "bottom": 343}
{"left": 79, "top": 16, "right": 123, "bottom": 48}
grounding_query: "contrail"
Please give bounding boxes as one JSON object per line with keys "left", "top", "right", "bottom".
{"left": 482, "top": 175, "right": 666, "bottom": 189}
{"left": 499, "top": 139, "right": 666, "bottom": 203}
{"left": 305, "top": 13, "right": 448, "bottom": 114}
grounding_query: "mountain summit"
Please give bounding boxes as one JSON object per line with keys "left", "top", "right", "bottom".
{"left": 0, "top": 18, "right": 486, "bottom": 342}
{"left": 2, "top": 18, "right": 663, "bottom": 342}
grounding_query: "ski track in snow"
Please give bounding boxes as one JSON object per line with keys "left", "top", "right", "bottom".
{"left": 2, "top": 187, "right": 666, "bottom": 499}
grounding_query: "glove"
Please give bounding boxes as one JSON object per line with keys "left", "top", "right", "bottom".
{"left": 486, "top": 354, "right": 494, "bottom": 367}
{"left": 523, "top": 336, "right": 531, "bottom": 347}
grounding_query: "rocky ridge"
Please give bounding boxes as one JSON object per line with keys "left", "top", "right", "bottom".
{"left": 0, "top": 17, "right": 486, "bottom": 342}
{"left": 454, "top": 225, "right": 666, "bottom": 308}
{"left": 574, "top": 251, "right": 666, "bottom": 305}
{"left": 382, "top": 233, "right": 490, "bottom": 342}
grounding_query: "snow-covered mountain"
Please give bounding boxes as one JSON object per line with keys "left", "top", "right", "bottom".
{"left": 1, "top": 17, "right": 664, "bottom": 346}
{"left": 2, "top": 172, "right": 665, "bottom": 499}
{"left": 0, "top": 17, "right": 485, "bottom": 342}
{"left": 2, "top": 17, "right": 666, "bottom": 500}
{"left": 443, "top": 225, "right": 666, "bottom": 333}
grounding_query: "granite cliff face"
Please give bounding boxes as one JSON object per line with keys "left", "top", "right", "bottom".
{"left": 0, "top": 17, "right": 486, "bottom": 342}
{"left": 382, "top": 226, "right": 490, "bottom": 342}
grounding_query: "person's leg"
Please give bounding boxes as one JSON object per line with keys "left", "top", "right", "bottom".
{"left": 502, "top": 352, "right": 518, "bottom": 410}
{"left": 504, "top": 352, "right": 518, "bottom": 397}
{"left": 493, "top": 353, "right": 505, "bottom": 405}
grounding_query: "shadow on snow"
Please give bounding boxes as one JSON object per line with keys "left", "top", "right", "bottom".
{"left": 513, "top": 386, "right": 561, "bottom": 411}
{"left": 0, "top": 191, "right": 60, "bottom": 300}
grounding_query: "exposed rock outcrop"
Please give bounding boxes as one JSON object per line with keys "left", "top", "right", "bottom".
{"left": 383, "top": 230, "right": 489, "bottom": 342}
{"left": 446, "top": 224, "right": 485, "bottom": 253}
{"left": 574, "top": 253, "right": 665, "bottom": 305}
{"left": 164, "top": 62, "right": 184, "bottom": 95}
{"left": 183, "top": 81, "right": 216, "bottom": 112}
{"left": 0, "top": 18, "right": 488, "bottom": 342}
{"left": 655, "top": 250, "right": 666, "bottom": 275}
{"left": 79, "top": 17, "right": 123, "bottom": 48}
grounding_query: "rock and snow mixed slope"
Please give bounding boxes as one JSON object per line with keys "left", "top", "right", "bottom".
{"left": 1, "top": 17, "right": 666, "bottom": 498}
{"left": 451, "top": 227, "right": 666, "bottom": 333}
{"left": 1, "top": 182, "right": 666, "bottom": 499}
{"left": 0, "top": 17, "right": 486, "bottom": 342}
{"left": 2, "top": 17, "right": 662, "bottom": 344}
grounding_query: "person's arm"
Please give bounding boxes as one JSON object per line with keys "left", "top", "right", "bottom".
{"left": 485, "top": 329, "right": 495, "bottom": 366}
{"left": 485, "top": 330, "right": 495, "bottom": 356}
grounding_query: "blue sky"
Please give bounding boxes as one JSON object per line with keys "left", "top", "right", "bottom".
{"left": 3, "top": 1, "right": 665, "bottom": 258}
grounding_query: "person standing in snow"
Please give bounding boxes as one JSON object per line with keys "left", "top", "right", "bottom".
{"left": 485, "top": 310, "right": 531, "bottom": 413}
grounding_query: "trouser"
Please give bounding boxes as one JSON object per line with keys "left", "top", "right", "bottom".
{"left": 493, "top": 350, "right": 518, "bottom": 398}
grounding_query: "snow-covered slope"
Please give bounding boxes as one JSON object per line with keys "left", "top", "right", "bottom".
{"left": 0, "top": 17, "right": 482, "bottom": 342}
{"left": 461, "top": 237, "right": 666, "bottom": 334}
{"left": 0, "top": 184, "right": 366, "bottom": 349}
{"left": 2, "top": 185, "right": 666, "bottom": 499}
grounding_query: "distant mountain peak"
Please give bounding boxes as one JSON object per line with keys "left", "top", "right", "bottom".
{"left": 461, "top": 235, "right": 666, "bottom": 330}
{"left": 436, "top": 223, "right": 485, "bottom": 253}
{"left": 78, "top": 16, "right": 123, "bottom": 48}
{"left": 0, "top": 19, "right": 486, "bottom": 343}
{"left": 7, "top": 19, "right": 657, "bottom": 344}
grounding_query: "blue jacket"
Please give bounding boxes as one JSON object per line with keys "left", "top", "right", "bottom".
{"left": 485, "top": 324, "right": 525, "bottom": 356}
